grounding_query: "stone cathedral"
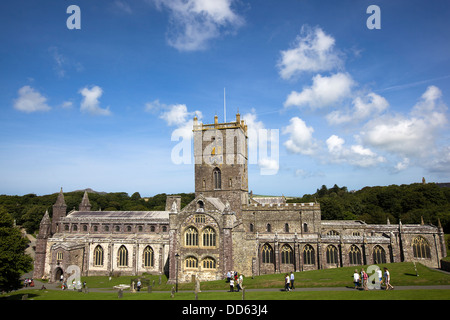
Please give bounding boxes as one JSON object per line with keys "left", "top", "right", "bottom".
{"left": 34, "top": 113, "right": 447, "bottom": 283}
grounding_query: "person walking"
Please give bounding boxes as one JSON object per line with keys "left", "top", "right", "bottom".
{"left": 290, "top": 272, "right": 295, "bottom": 290}
{"left": 361, "top": 268, "right": 368, "bottom": 291}
{"left": 284, "top": 274, "right": 290, "bottom": 291}
{"left": 229, "top": 278, "right": 235, "bottom": 292}
{"left": 384, "top": 267, "right": 394, "bottom": 290}
{"left": 353, "top": 269, "right": 360, "bottom": 289}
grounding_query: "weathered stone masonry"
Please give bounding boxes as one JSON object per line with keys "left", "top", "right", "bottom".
{"left": 34, "top": 114, "right": 446, "bottom": 283}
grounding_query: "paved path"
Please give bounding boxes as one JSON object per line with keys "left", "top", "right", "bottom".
{"left": 17, "top": 276, "right": 450, "bottom": 294}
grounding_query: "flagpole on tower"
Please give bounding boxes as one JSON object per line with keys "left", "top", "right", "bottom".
{"left": 224, "top": 87, "right": 226, "bottom": 123}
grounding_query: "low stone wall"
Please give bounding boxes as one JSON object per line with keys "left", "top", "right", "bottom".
{"left": 440, "top": 260, "right": 450, "bottom": 272}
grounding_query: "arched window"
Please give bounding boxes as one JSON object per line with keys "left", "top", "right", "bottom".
{"left": 118, "top": 245, "right": 128, "bottom": 267}
{"left": 202, "top": 257, "right": 216, "bottom": 269}
{"left": 94, "top": 245, "right": 104, "bottom": 266}
{"left": 249, "top": 223, "right": 254, "bottom": 232}
{"left": 143, "top": 246, "right": 154, "bottom": 267}
{"left": 412, "top": 236, "right": 431, "bottom": 259}
{"left": 326, "top": 245, "right": 339, "bottom": 264}
{"left": 213, "top": 167, "right": 221, "bottom": 189}
{"left": 266, "top": 224, "right": 271, "bottom": 232}
{"left": 261, "top": 243, "right": 274, "bottom": 264}
{"left": 303, "top": 244, "right": 315, "bottom": 265}
{"left": 185, "top": 227, "right": 199, "bottom": 247}
{"left": 372, "top": 245, "right": 386, "bottom": 264}
{"left": 185, "top": 256, "right": 198, "bottom": 269}
{"left": 284, "top": 223, "right": 289, "bottom": 233}
{"left": 281, "top": 244, "right": 294, "bottom": 264}
{"left": 202, "top": 227, "right": 216, "bottom": 247}
{"left": 326, "top": 230, "right": 339, "bottom": 236}
{"left": 303, "top": 223, "right": 308, "bottom": 233}
{"left": 349, "top": 245, "right": 362, "bottom": 265}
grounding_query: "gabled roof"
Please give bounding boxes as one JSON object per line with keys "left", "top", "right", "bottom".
{"left": 64, "top": 210, "right": 169, "bottom": 221}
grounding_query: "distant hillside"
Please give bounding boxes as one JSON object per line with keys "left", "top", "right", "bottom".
{"left": 287, "top": 182, "right": 450, "bottom": 233}
{"left": 0, "top": 191, "right": 194, "bottom": 235}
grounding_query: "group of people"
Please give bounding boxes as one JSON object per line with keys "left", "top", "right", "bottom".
{"left": 353, "top": 267, "right": 394, "bottom": 291}
{"left": 23, "top": 278, "right": 34, "bottom": 287}
{"left": 226, "top": 270, "right": 244, "bottom": 292}
{"left": 284, "top": 272, "right": 295, "bottom": 291}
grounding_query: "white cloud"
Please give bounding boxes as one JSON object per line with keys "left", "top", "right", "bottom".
{"left": 326, "top": 92, "right": 389, "bottom": 125}
{"left": 284, "top": 73, "right": 354, "bottom": 109}
{"left": 361, "top": 86, "right": 447, "bottom": 158}
{"left": 13, "top": 86, "right": 51, "bottom": 113}
{"left": 242, "top": 110, "right": 279, "bottom": 174}
{"left": 114, "top": 0, "right": 133, "bottom": 14}
{"left": 152, "top": 0, "right": 244, "bottom": 51}
{"left": 282, "top": 117, "right": 318, "bottom": 155}
{"left": 79, "top": 86, "right": 111, "bottom": 116}
{"left": 160, "top": 103, "right": 202, "bottom": 126}
{"left": 394, "top": 158, "right": 410, "bottom": 171}
{"left": 277, "top": 25, "right": 343, "bottom": 80}
{"left": 326, "top": 134, "right": 386, "bottom": 167}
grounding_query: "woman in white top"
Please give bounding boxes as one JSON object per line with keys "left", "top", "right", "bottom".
{"left": 384, "top": 267, "right": 394, "bottom": 290}
{"left": 353, "top": 269, "right": 360, "bottom": 289}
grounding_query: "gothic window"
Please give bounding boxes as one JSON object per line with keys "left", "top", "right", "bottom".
{"left": 195, "top": 215, "right": 205, "bottom": 223}
{"left": 150, "top": 226, "right": 155, "bottom": 232}
{"left": 326, "top": 245, "right": 339, "bottom": 264}
{"left": 266, "top": 224, "right": 271, "bottom": 232}
{"left": 162, "top": 226, "right": 167, "bottom": 232}
{"left": 94, "top": 245, "right": 104, "bottom": 266}
{"left": 57, "top": 252, "right": 63, "bottom": 261}
{"left": 372, "top": 245, "right": 386, "bottom": 264}
{"left": 349, "top": 245, "right": 362, "bottom": 265}
{"left": 82, "top": 225, "right": 87, "bottom": 231}
{"left": 118, "top": 245, "right": 128, "bottom": 267}
{"left": 412, "top": 236, "right": 431, "bottom": 259}
{"left": 281, "top": 244, "right": 294, "bottom": 264}
{"left": 64, "top": 224, "right": 69, "bottom": 231}
{"left": 115, "top": 225, "right": 120, "bottom": 232}
{"left": 202, "top": 227, "right": 216, "bottom": 247}
{"left": 326, "top": 230, "right": 339, "bottom": 236}
{"left": 352, "top": 231, "right": 360, "bottom": 236}
{"left": 126, "top": 226, "right": 132, "bottom": 232}
{"left": 284, "top": 223, "right": 289, "bottom": 233}
{"left": 138, "top": 226, "right": 143, "bottom": 232}
{"left": 249, "top": 223, "right": 254, "bottom": 232}
{"left": 261, "top": 243, "right": 274, "bottom": 264}
{"left": 303, "top": 223, "right": 308, "bottom": 233}
{"left": 185, "top": 256, "right": 198, "bottom": 269}
{"left": 202, "top": 257, "right": 216, "bottom": 269}
{"left": 185, "top": 227, "right": 199, "bottom": 247}
{"left": 303, "top": 245, "right": 315, "bottom": 265}
{"left": 104, "top": 225, "right": 109, "bottom": 232}
{"left": 143, "top": 246, "right": 154, "bottom": 267}
{"left": 213, "top": 167, "right": 221, "bottom": 189}
{"left": 72, "top": 225, "right": 78, "bottom": 231}
{"left": 93, "top": 225, "right": 98, "bottom": 232}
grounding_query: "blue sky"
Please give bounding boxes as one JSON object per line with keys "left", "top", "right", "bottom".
{"left": 0, "top": 0, "right": 449, "bottom": 197}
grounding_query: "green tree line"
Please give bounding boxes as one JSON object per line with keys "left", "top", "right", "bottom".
{"left": 287, "top": 183, "right": 450, "bottom": 233}
{"left": 0, "top": 191, "right": 195, "bottom": 235}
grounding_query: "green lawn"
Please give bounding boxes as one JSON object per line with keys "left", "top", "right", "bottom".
{"left": 3, "top": 288, "right": 450, "bottom": 300}
{"left": 74, "top": 261, "right": 450, "bottom": 291}
{"left": 2, "top": 262, "right": 450, "bottom": 300}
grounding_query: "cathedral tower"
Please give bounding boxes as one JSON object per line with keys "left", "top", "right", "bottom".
{"left": 51, "top": 188, "right": 67, "bottom": 234}
{"left": 193, "top": 113, "right": 248, "bottom": 217}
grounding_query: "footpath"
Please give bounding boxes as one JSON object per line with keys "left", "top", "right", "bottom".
{"left": 17, "top": 275, "right": 450, "bottom": 294}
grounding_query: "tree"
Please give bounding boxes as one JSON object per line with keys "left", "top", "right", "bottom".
{"left": 0, "top": 207, "right": 33, "bottom": 292}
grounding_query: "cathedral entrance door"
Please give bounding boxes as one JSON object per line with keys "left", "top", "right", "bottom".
{"left": 55, "top": 267, "right": 64, "bottom": 282}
